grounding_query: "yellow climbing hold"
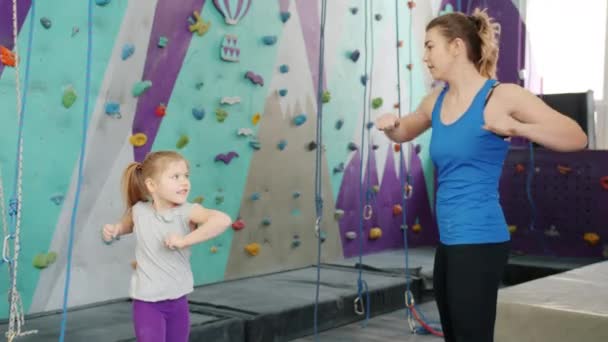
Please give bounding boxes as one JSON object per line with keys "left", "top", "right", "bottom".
{"left": 131, "top": 260, "right": 138, "bottom": 270}
{"left": 189, "top": 11, "right": 211, "bottom": 36}
{"left": 584, "top": 232, "right": 600, "bottom": 246}
{"left": 192, "top": 196, "right": 204, "bottom": 204}
{"left": 508, "top": 225, "right": 517, "bottom": 234}
{"left": 129, "top": 133, "right": 147, "bottom": 147}
{"left": 369, "top": 227, "right": 382, "bottom": 240}
{"left": 412, "top": 223, "right": 422, "bottom": 233}
{"left": 245, "top": 243, "right": 261, "bottom": 256}
{"left": 252, "top": 112, "right": 261, "bottom": 125}
{"left": 210, "top": 246, "right": 218, "bottom": 254}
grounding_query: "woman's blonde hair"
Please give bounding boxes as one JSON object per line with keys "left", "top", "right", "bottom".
{"left": 426, "top": 8, "right": 500, "bottom": 78}
{"left": 121, "top": 151, "right": 189, "bottom": 210}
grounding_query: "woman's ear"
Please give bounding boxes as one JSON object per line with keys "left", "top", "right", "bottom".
{"left": 450, "top": 37, "right": 466, "bottom": 57}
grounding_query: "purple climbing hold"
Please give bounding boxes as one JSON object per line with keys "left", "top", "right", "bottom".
{"left": 215, "top": 151, "right": 239, "bottom": 164}
{"left": 245, "top": 71, "right": 264, "bottom": 86}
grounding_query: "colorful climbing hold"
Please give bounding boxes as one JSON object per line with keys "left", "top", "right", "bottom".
{"left": 345, "top": 231, "right": 357, "bottom": 240}
{"left": 293, "top": 114, "right": 307, "bottom": 126}
{"left": 262, "top": 36, "right": 277, "bottom": 45}
{"left": 334, "top": 209, "right": 345, "bottom": 220}
{"left": 348, "top": 142, "right": 358, "bottom": 151}
{"left": 62, "top": 86, "right": 77, "bottom": 108}
{"left": 155, "top": 104, "right": 167, "bottom": 117}
{"left": 411, "top": 223, "right": 422, "bottom": 233}
{"left": 0, "top": 46, "right": 16, "bottom": 67}
{"left": 508, "top": 225, "right": 517, "bottom": 234}
{"left": 95, "top": 0, "right": 111, "bottom": 6}
{"left": 129, "top": 133, "right": 147, "bottom": 147}
{"left": 245, "top": 71, "right": 264, "bottom": 86}
{"left": 250, "top": 192, "right": 261, "bottom": 201}
{"left": 105, "top": 102, "right": 120, "bottom": 117}
{"left": 335, "top": 119, "right": 344, "bottom": 130}
{"left": 279, "top": 64, "right": 289, "bottom": 73}
{"left": 277, "top": 139, "right": 287, "bottom": 150}
{"left": 372, "top": 97, "right": 383, "bottom": 109}
{"left": 221, "top": 96, "right": 241, "bottom": 105}
{"left": 350, "top": 50, "right": 360, "bottom": 62}
{"left": 238, "top": 128, "right": 254, "bottom": 136}
{"left": 192, "top": 107, "right": 205, "bottom": 120}
{"left": 40, "top": 17, "right": 52, "bottom": 29}
{"left": 176, "top": 135, "right": 189, "bottom": 149}
{"left": 262, "top": 217, "right": 272, "bottom": 226}
{"left": 132, "top": 80, "right": 152, "bottom": 97}
{"left": 249, "top": 140, "right": 261, "bottom": 150}
{"left": 158, "top": 36, "right": 168, "bottom": 48}
{"left": 232, "top": 219, "right": 246, "bottom": 231}
{"left": 278, "top": 89, "right": 288, "bottom": 97}
{"left": 584, "top": 232, "right": 600, "bottom": 246}
{"left": 392, "top": 204, "right": 402, "bottom": 216}
{"left": 215, "top": 108, "right": 228, "bottom": 122}
{"left": 280, "top": 11, "right": 291, "bottom": 23}
{"left": 215, "top": 151, "right": 239, "bottom": 164}
{"left": 189, "top": 11, "right": 211, "bottom": 36}
{"left": 322, "top": 91, "right": 331, "bottom": 103}
{"left": 394, "top": 144, "right": 401, "bottom": 152}
{"left": 333, "top": 163, "right": 344, "bottom": 174}
{"left": 221, "top": 34, "right": 240, "bottom": 62}
{"left": 245, "top": 243, "right": 261, "bottom": 256}
{"left": 292, "top": 191, "right": 301, "bottom": 199}
{"left": 252, "top": 112, "right": 261, "bottom": 125}
{"left": 369, "top": 227, "right": 382, "bottom": 240}
{"left": 601, "top": 176, "right": 608, "bottom": 190}
{"left": 307, "top": 141, "right": 317, "bottom": 151}
{"left": 192, "top": 196, "right": 204, "bottom": 204}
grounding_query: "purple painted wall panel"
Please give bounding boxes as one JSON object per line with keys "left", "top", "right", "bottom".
{"left": 0, "top": 0, "right": 31, "bottom": 76}
{"left": 500, "top": 148, "right": 608, "bottom": 258}
{"left": 131, "top": 0, "right": 207, "bottom": 161}
{"left": 337, "top": 145, "right": 438, "bottom": 258}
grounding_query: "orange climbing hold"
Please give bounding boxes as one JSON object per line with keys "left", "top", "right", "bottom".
{"left": 129, "top": 133, "right": 147, "bottom": 147}
{"left": 583, "top": 233, "right": 600, "bottom": 246}
{"left": 252, "top": 112, "right": 261, "bottom": 125}
{"left": 0, "top": 46, "right": 16, "bottom": 67}
{"left": 392, "top": 204, "right": 402, "bottom": 216}
{"left": 155, "top": 104, "right": 166, "bottom": 117}
{"left": 232, "top": 219, "right": 246, "bottom": 231}
{"left": 245, "top": 243, "right": 261, "bottom": 256}
{"left": 369, "top": 227, "right": 382, "bottom": 240}
{"left": 131, "top": 260, "right": 137, "bottom": 270}
{"left": 557, "top": 165, "right": 572, "bottom": 175}
{"left": 394, "top": 144, "right": 401, "bottom": 152}
{"left": 515, "top": 163, "right": 525, "bottom": 173}
{"left": 393, "top": 103, "right": 400, "bottom": 109}
{"left": 600, "top": 176, "right": 608, "bottom": 190}
{"left": 406, "top": 64, "right": 413, "bottom": 70}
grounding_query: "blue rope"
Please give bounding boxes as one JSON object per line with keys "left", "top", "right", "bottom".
{"left": 313, "top": 0, "right": 328, "bottom": 340}
{"left": 59, "top": 0, "right": 94, "bottom": 340}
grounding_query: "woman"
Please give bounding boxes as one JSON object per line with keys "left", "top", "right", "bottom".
{"left": 375, "top": 8, "right": 587, "bottom": 342}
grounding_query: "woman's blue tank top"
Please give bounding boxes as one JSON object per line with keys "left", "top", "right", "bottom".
{"left": 429, "top": 79, "right": 510, "bottom": 245}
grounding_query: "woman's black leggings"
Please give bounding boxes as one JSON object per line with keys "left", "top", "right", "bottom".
{"left": 433, "top": 241, "right": 510, "bottom": 342}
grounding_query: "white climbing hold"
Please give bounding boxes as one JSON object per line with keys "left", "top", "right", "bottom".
{"left": 237, "top": 128, "right": 254, "bottom": 137}
{"left": 221, "top": 96, "right": 241, "bottom": 105}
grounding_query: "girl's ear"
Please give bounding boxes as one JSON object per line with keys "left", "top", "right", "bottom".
{"left": 144, "top": 177, "right": 156, "bottom": 194}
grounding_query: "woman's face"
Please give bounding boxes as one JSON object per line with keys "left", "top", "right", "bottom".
{"left": 423, "top": 27, "right": 457, "bottom": 81}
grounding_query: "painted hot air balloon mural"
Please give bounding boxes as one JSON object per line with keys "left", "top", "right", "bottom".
{"left": 213, "top": 0, "right": 253, "bottom": 25}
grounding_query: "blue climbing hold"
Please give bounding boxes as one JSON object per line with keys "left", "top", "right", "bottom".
{"left": 249, "top": 140, "right": 261, "bottom": 150}
{"left": 279, "top": 64, "right": 289, "bottom": 73}
{"left": 251, "top": 192, "right": 261, "bottom": 201}
{"left": 262, "top": 36, "right": 277, "bottom": 45}
{"left": 280, "top": 11, "right": 291, "bottom": 23}
{"left": 96, "top": 0, "right": 111, "bottom": 6}
{"left": 335, "top": 119, "right": 344, "bottom": 130}
{"left": 192, "top": 107, "right": 205, "bottom": 120}
{"left": 350, "top": 50, "right": 360, "bottom": 62}
{"left": 278, "top": 139, "right": 287, "bottom": 150}
{"left": 122, "top": 43, "right": 135, "bottom": 60}
{"left": 360, "top": 75, "right": 368, "bottom": 85}
{"left": 366, "top": 121, "right": 374, "bottom": 129}
{"left": 105, "top": 102, "right": 120, "bottom": 116}
{"left": 278, "top": 89, "right": 288, "bottom": 97}
{"left": 262, "top": 217, "right": 272, "bottom": 226}
{"left": 292, "top": 191, "right": 301, "bottom": 199}
{"left": 333, "top": 162, "right": 345, "bottom": 174}
{"left": 293, "top": 114, "right": 307, "bottom": 126}
{"left": 348, "top": 142, "right": 358, "bottom": 151}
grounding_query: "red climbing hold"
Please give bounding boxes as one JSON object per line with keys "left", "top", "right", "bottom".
{"left": 394, "top": 144, "right": 401, "bottom": 152}
{"left": 515, "top": 163, "right": 525, "bottom": 173}
{"left": 392, "top": 204, "right": 402, "bottom": 216}
{"left": 601, "top": 176, "right": 608, "bottom": 191}
{"left": 407, "top": 1, "right": 416, "bottom": 9}
{"left": 232, "top": 219, "right": 246, "bottom": 231}
{"left": 155, "top": 104, "right": 166, "bottom": 117}
{"left": 398, "top": 40, "right": 403, "bottom": 48}
{"left": 0, "top": 46, "right": 16, "bottom": 67}
{"left": 406, "top": 64, "right": 413, "bottom": 70}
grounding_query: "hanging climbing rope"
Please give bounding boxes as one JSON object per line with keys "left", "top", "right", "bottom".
{"left": 395, "top": 1, "right": 443, "bottom": 337}
{"left": 312, "top": 0, "right": 328, "bottom": 340}
{"left": 58, "top": 0, "right": 95, "bottom": 340}
{"left": 4, "top": 0, "right": 38, "bottom": 340}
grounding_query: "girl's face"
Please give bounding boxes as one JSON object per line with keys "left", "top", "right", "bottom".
{"left": 146, "top": 159, "right": 190, "bottom": 208}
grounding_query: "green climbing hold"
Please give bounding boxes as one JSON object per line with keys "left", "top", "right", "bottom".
{"left": 322, "top": 91, "right": 331, "bottom": 103}
{"left": 158, "top": 36, "right": 168, "bottom": 48}
{"left": 216, "top": 108, "right": 228, "bottom": 122}
{"left": 32, "top": 252, "right": 58, "bottom": 269}
{"left": 215, "top": 195, "right": 224, "bottom": 205}
{"left": 176, "top": 135, "right": 189, "bottom": 149}
{"left": 46, "top": 251, "right": 57, "bottom": 264}
{"left": 372, "top": 97, "right": 383, "bottom": 109}
{"left": 62, "top": 86, "right": 77, "bottom": 108}
{"left": 132, "top": 81, "right": 152, "bottom": 97}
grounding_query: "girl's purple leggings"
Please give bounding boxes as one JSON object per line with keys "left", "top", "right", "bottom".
{"left": 132, "top": 295, "right": 190, "bottom": 342}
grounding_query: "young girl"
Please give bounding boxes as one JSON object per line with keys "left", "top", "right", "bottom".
{"left": 376, "top": 9, "right": 586, "bottom": 342}
{"left": 102, "top": 150, "right": 232, "bottom": 342}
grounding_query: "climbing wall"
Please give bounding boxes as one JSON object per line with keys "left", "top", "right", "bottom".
{"left": 500, "top": 148, "right": 608, "bottom": 258}
{"left": 0, "top": 0, "right": 531, "bottom": 319}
